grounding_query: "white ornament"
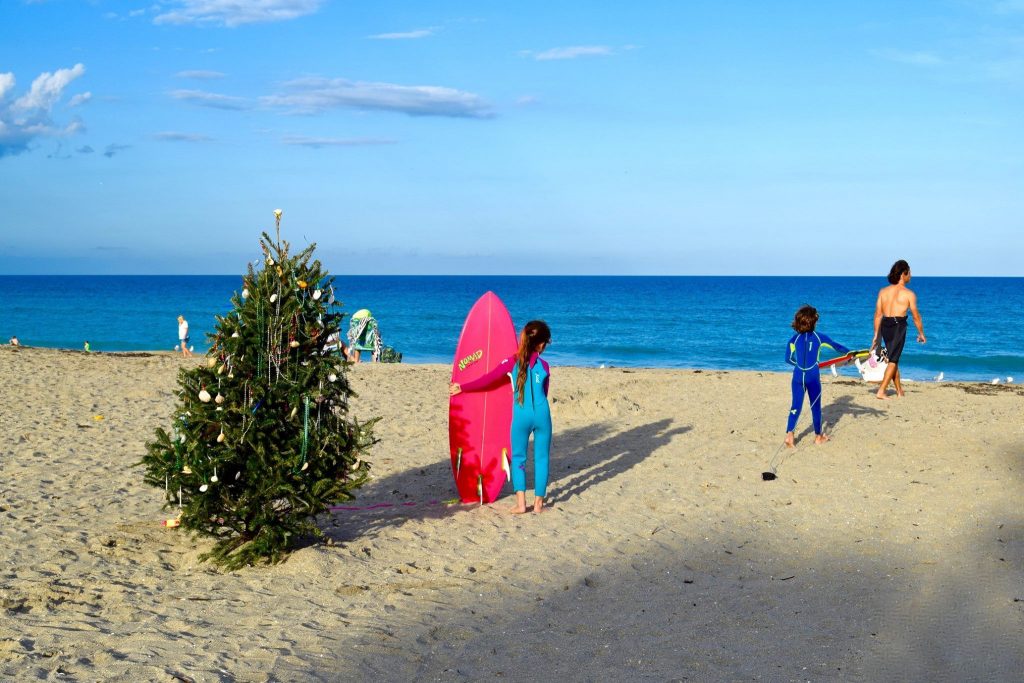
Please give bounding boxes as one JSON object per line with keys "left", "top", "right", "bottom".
{"left": 267, "top": 258, "right": 275, "bottom": 266}
{"left": 231, "top": 331, "right": 239, "bottom": 338}
{"left": 301, "top": 462, "right": 309, "bottom": 471}
{"left": 289, "top": 340, "right": 299, "bottom": 348}
{"left": 328, "top": 373, "right": 337, "bottom": 383}
{"left": 270, "top": 293, "right": 278, "bottom": 303}
{"left": 217, "top": 431, "right": 225, "bottom": 443}
{"left": 215, "top": 393, "right": 224, "bottom": 404}
{"left": 198, "top": 389, "right": 212, "bottom": 403}
{"left": 235, "top": 471, "right": 241, "bottom": 481}
{"left": 242, "top": 288, "right": 249, "bottom": 299}
{"left": 207, "top": 357, "right": 217, "bottom": 368}
{"left": 312, "top": 289, "right": 322, "bottom": 300}
{"left": 199, "top": 484, "right": 209, "bottom": 492}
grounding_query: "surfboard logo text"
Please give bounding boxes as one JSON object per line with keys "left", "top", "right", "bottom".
{"left": 458, "top": 349, "right": 483, "bottom": 371}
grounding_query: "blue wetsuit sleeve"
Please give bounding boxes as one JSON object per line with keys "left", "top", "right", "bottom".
{"left": 817, "top": 333, "right": 850, "bottom": 356}
{"left": 785, "top": 334, "right": 798, "bottom": 366}
{"left": 460, "top": 356, "right": 514, "bottom": 392}
{"left": 540, "top": 358, "right": 551, "bottom": 397}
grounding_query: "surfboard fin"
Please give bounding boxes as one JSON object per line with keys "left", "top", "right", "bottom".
{"left": 477, "top": 474, "right": 483, "bottom": 506}
{"left": 456, "top": 448, "right": 463, "bottom": 479}
{"left": 501, "top": 448, "right": 510, "bottom": 482}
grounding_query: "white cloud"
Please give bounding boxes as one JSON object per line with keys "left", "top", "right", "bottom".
{"left": 0, "top": 64, "right": 87, "bottom": 158}
{"left": 281, "top": 135, "right": 397, "bottom": 147}
{"left": 68, "top": 92, "right": 93, "bottom": 107}
{"left": 154, "top": 131, "right": 214, "bottom": 142}
{"left": 368, "top": 28, "right": 436, "bottom": 40}
{"left": 175, "top": 70, "right": 227, "bottom": 80}
{"left": 871, "top": 48, "right": 944, "bottom": 66}
{"left": 12, "top": 63, "right": 86, "bottom": 112}
{"left": 170, "top": 88, "right": 250, "bottom": 110}
{"left": 154, "top": 0, "right": 322, "bottom": 27}
{"left": 0, "top": 73, "right": 15, "bottom": 101}
{"left": 263, "top": 77, "right": 494, "bottom": 118}
{"left": 532, "top": 46, "right": 614, "bottom": 61}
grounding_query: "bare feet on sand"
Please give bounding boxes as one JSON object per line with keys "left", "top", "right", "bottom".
{"left": 784, "top": 432, "right": 795, "bottom": 449}
{"left": 509, "top": 492, "right": 546, "bottom": 514}
{"left": 510, "top": 491, "right": 528, "bottom": 514}
{"left": 814, "top": 433, "right": 830, "bottom": 445}
{"left": 875, "top": 391, "right": 892, "bottom": 400}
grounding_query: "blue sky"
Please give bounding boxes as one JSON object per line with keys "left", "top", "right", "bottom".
{"left": 1, "top": 0, "right": 1022, "bottom": 275}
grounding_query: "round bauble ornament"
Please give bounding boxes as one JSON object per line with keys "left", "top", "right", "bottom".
{"left": 215, "top": 393, "right": 224, "bottom": 404}
{"left": 289, "top": 340, "right": 299, "bottom": 348}
{"left": 198, "top": 389, "right": 212, "bottom": 403}
{"left": 270, "top": 293, "right": 278, "bottom": 303}
{"left": 242, "top": 288, "right": 249, "bottom": 299}
{"left": 328, "top": 373, "right": 337, "bottom": 383}
{"left": 267, "top": 258, "right": 275, "bottom": 266}
{"left": 182, "top": 465, "right": 192, "bottom": 474}
{"left": 217, "top": 431, "right": 225, "bottom": 443}
{"left": 199, "top": 484, "right": 209, "bottom": 493}
{"left": 207, "top": 357, "right": 217, "bottom": 368}
{"left": 312, "top": 289, "right": 322, "bottom": 300}
{"left": 231, "top": 332, "right": 239, "bottom": 338}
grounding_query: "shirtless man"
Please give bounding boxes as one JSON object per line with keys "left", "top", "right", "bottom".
{"left": 871, "top": 259, "right": 926, "bottom": 399}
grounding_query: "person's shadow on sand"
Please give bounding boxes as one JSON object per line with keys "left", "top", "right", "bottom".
{"left": 324, "top": 418, "right": 690, "bottom": 540}
{"left": 795, "top": 394, "right": 886, "bottom": 443}
{"left": 547, "top": 418, "right": 691, "bottom": 505}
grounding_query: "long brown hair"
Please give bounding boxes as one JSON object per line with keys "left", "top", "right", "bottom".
{"left": 514, "top": 320, "right": 551, "bottom": 404}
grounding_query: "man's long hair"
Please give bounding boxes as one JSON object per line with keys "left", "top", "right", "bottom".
{"left": 888, "top": 260, "right": 910, "bottom": 285}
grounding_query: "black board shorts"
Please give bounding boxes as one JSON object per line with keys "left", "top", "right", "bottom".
{"left": 880, "top": 316, "right": 908, "bottom": 363}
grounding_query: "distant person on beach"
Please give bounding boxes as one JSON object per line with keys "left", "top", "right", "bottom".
{"left": 177, "top": 315, "right": 193, "bottom": 358}
{"left": 8, "top": 336, "right": 18, "bottom": 346}
{"left": 871, "top": 260, "right": 926, "bottom": 400}
{"left": 83, "top": 341, "right": 91, "bottom": 353}
{"left": 450, "top": 320, "right": 553, "bottom": 514}
{"left": 346, "top": 309, "right": 377, "bottom": 363}
{"left": 785, "top": 306, "right": 850, "bottom": 448}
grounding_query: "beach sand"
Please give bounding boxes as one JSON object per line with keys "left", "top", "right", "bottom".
{"left": 1, "top": 345, "right": 1022, "bottom": 681}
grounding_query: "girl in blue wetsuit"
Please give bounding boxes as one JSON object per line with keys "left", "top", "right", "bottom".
{"left": 451, "top": 320, "right": 552, "bottom": 514}
{"left": 785, "top": 306, "right": 849, "bottom": 448}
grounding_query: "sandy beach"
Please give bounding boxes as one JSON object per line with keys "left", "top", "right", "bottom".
{"left": 1, "top": 345, "right": 1021, "bottom": 681}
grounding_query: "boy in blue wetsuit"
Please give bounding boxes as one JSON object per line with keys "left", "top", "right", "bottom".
{"left": 785, "top": 305, "right": 849, "bottom": 448}
{"left": 451, "top": 320, "right": 552, "bottom": 514}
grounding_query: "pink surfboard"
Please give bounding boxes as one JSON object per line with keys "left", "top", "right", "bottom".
{"left": 449, "top": 292, "right": 518, "bottom": 504}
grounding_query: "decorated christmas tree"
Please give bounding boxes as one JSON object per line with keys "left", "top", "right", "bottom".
{"left": 141, "top": 210, "right": 375, "bottom": 570}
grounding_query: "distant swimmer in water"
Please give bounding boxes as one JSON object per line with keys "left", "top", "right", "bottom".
{"left": 784, "top": 305, "right": 850, "bottom": 448}
{"left": 871, "top": 260, "right": 926, "bottom": 400}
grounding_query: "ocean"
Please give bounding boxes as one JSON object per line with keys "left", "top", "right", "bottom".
{"left": 2, "top": 275, "right": 1023, "bottom": 382}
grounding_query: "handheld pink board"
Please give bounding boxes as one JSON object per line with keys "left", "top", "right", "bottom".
{"left": 449, "top": 292, "right": 518, "bottom": 504}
